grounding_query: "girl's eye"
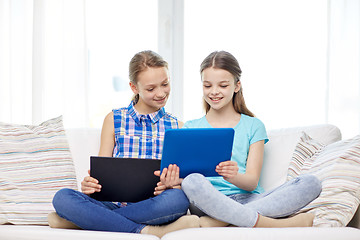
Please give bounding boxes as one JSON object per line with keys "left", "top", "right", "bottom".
{"left": 220, "top": 85, "right": 229, "bottom": 88}
{"left": 203, "top": 85, "right": 211, "bottom": 88}
{"left": 162, "top": 83, "right": 169, "bottom": 87}
{"left": 147, "top": 88, "right": 154, "bottom": 92}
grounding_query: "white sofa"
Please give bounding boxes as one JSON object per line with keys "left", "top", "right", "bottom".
{"left": 1, "top": 124, "right": 359, "bottom": 240}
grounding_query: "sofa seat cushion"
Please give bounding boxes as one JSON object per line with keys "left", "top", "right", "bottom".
{"left": 161, "top": 227, "right": 360, "bottom": 240}
{"left": 0, "top": 116, "right": 78, "bottom": 225}
{"left": 0, "top": 225, "right": 159, "bottom": 240}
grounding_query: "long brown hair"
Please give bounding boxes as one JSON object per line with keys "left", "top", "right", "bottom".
{"left": 129, "top": 50, "right": 168, "bottom": 103}
{"left": 200, "top": 51, "right": 254, "bottom": 117}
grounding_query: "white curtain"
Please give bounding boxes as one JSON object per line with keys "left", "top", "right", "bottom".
{"left": 0, "top": 0, "right": 32, "bottom": 124}
{"left": 327, "top": 0, "right": 360, "bottom": 138}
{"left": 0, "top": 0, "right": 359, "bottom": 135}
{"left": 0, "top": 0, "right": 88, "bottom": 127}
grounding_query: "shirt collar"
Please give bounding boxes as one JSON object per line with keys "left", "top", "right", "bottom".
{"left": 127, "top": 101, "right": 165, "bottom": 124}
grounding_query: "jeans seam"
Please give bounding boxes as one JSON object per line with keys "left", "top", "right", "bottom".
{"left": 135, "top": 224, "right": 146, "bottom": 233}
{"left": 142, "top": 212, "right": 185, "bottom": 225}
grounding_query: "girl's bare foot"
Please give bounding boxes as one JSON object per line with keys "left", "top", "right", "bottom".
{"left": 48, "top": 212, "right": 81, "bottom": 229}
{"left": 199, "top": 216, "right": 229, "bottom": 227}
{"left": 141, "top": 215, "right": 200, "bottom": 237}
{"left": 255, "top": 213, "right": 315, "bottom": 228}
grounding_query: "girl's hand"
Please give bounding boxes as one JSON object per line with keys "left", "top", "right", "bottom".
{"left": 216, "top": 161, "right": 239, "bottom": 181}
{"left": 81, "top": 169, "right": 102, "bottom": 195}
{"left": 161, "top": 164, "right": 182, "bottom": 188}
{"left": 153, "top": 164, "right": 182, "bottom": 195}
{"left": 154, "top": 182, "right": 167, "bottom": 195}
{"left": 154, "top": 181, "right": 182, "bottom": 196}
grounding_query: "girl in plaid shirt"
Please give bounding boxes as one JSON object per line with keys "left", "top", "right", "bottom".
{"left": 50, "top": 51, "right": 198, "bottom": 237}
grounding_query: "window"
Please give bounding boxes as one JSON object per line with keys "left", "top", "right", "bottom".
{"left": 4, "top": 0, "right": 354, "bottom": 137}
{"left": 183, "top": 0, "right": 328, "bottom": 131}
{"left": 86, "top": 0, "right": 158, "bottom": 127}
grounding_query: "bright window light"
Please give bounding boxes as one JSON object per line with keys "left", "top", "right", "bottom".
{"left": 86, "top": 0, "right": 158, "bottom": 127}
{"left": 184, "top": 0, "right": 328, "bottom": 131}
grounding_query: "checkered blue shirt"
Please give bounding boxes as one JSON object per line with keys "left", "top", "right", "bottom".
{"left": 113, "top": 101, "right": 179, "bottom": 159}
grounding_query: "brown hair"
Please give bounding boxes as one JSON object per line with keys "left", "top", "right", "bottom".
{"left": 200, "top": 51, "right": 254, "bottom": 117}
{"left": 129, "top": 50, "right": 168, "bottom": 103}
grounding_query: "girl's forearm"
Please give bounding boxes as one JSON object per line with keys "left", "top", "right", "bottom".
{"left": 225, "top": 172, "right": 259, "bottom": 192}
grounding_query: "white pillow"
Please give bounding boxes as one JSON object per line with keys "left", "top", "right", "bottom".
{"left": 0, "top": 116, "right": 78, "bottom": 225}
{"left": 287, "top": 132, "right": 360, "bottom": 227}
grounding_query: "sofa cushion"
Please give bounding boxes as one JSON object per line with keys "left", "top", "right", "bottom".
{"left": 287, "top": 132, "right": 360, "bottom": 227}
{"left": 287, "top": 132, "right": 324, "bottom": 179}
{"left": 0, "top": 116, "right": 78, "bottom": 225}
{"left": 261, "top": 124, "right": 341, "bottom": 191}
{"left": 0, "top": 225, "right": 160, "bottom": 240}
{"left": 161, "top": 227, "right": 360, "bottom": 240}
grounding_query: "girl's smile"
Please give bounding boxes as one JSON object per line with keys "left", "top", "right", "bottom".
{"left": 209, "top": 96, "right": 223, "bottom": 103}
{"left": 130, "top": 67, "right": 170, "bottom": 114}
{"left": 202, "top": 67, "right": 240, "bottom": 111}
{"left": 154, "top": 95, "right": 167, "bottom": 104}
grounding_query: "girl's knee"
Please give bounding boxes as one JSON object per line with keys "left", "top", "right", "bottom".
{"left": 165, "top": 188, "right": 187, "bottom": 200}
{"left": 161, "top": 189, "right": 189, "bottom": 212}
{"left": 53, "top": 188, "right": 77, "bottom": 209}
{"left": 298, "top": 174, "right": 322, "bottom": 196}
{"left": 182, "top": 173, "right": 206, "bottom": 192}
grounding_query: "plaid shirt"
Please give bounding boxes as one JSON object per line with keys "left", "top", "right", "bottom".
{"left": 113, "top": 101, "right": 179, "bottom": 159}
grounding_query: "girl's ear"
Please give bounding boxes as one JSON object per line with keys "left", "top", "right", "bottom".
{"left": 234, "top": 80, "right": 241, "bottom": 93}
{"left": 129, "top": 82, "right": 139, "bottom": 95}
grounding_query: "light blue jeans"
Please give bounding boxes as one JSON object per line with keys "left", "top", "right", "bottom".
{"left": 181, "top": 173, "right": 321, "bottom": 227}
{"left": 52, "top": 188, "right": 189, "bottom": 233}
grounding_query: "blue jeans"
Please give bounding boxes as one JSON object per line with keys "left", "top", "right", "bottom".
{"left": 181, "top": 173, "right": 321, "bottom": 227}
{"left": 52, "top": 188, "right": 189, "bottom": 233}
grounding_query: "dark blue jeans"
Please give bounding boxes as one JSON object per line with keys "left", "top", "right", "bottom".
{"left": 52, "top": 188, "right": 189, "bottom": 233}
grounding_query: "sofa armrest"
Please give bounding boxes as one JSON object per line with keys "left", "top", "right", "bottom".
{"left": 347, "top": 205, "right": 360, "bottom": 229}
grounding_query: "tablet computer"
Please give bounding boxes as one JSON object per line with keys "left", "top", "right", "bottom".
{"left": 160, "top": 128, "right": 234, "bottom": 178}
{"left": 90, "top": 156, "right": 160, "bottom": 202}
